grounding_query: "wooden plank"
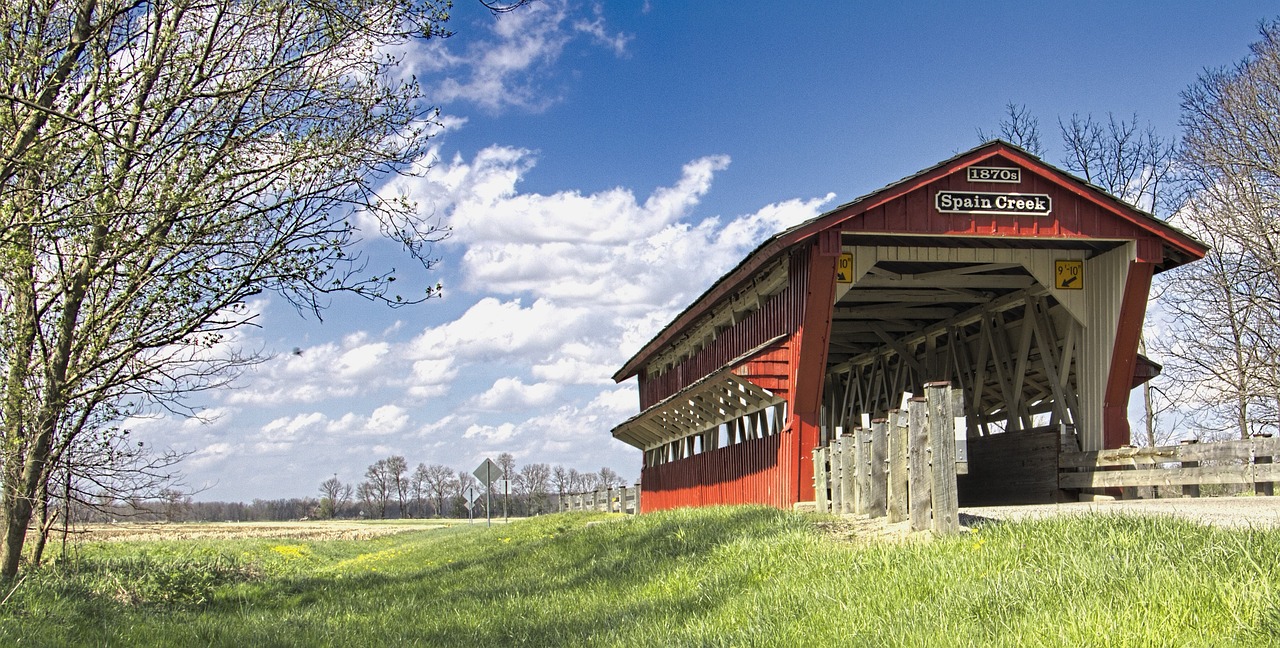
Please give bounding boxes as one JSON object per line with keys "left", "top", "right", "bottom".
{"left": 1059, "top": 465, "right": 1258, "bottom": 489}
{"left": 887, "top": 410, "right": 909, "bottom": 523}
{"left": 840, "top": 433, "right": 857, "bottom": 514}
{"left": 868, "top": 419, "right": 888, "bottom": 518}
{"left": 908, "top": 397, "right": 932, "bottom": 532}
{"left": 813, "top": 446, "right": 829, "bottom": 512}
{"left": 926, "top": 383, "right": 960, "bottom": 533}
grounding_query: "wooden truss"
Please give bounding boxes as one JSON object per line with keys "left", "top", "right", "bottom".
{"left": 823, "top": 256, "right": 1084, "bottom": 445}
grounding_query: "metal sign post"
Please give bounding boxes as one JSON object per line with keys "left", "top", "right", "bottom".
{"left": 474, "top": 459, "right": 501, "bottom": 528}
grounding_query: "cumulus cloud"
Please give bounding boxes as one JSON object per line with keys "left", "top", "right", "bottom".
{"left": 470, "top": 377, "right": 561, "bottom": 411}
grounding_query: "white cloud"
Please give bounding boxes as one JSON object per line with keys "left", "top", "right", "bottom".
{"left": 405, "top": 0, "right": 629, "bottom": 113}
{"left": 470, "top": 377, "right": 561, "bottom": 410}
{"left": 463, "top": 421, "right": 519, "bottom": 443}
{"left": 573, "top": 4, "right": 632, "bottom": 56}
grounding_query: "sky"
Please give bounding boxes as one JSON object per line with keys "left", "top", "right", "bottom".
{"left": 129, "top": 1, "right": 1280, "bottom": 501}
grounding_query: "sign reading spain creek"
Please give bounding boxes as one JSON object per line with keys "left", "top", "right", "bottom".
{"left": 936, "top": 190, "right": 1052, "bottom": 216}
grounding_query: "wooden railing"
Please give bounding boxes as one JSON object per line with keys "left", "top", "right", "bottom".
{"left": 1060, "top": 436, "right": 1280, "bottom": 496}
{"left": 812, "top": 382, "right": 963, "bottom": 533}
{"left": 558, "top": 484, "right": 642, "bottom": 514}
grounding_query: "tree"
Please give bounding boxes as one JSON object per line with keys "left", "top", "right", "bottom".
{"left": 386, "top": 455, "right": 409, "bottom": 518}
{"left": 496, "top": 452, "right": 516, "bottom": 519}
{"left": 598, "top": 467, "right": 625, "bottom": 490}
{"left": 318, "top": 475, "right": 352, "bottom": 519}
{"left": 977, "top": 102, "right": 1044, "bottom": 156}
{"left": 516, "top": 463, "right": 551, "bottom": 516}
{"left": 1059, "top": 112, "right": 1178, "bottom": 217}
{"left": 0, "top": 0, "right": 453, "bottom": 578}
{"left": 421, "top": 463, "right": 456, "bottom": 518}
{"left": 552, "top": 465, "right": 571, "bottom": 507}
{"left": 362, "top": 459, "right": 396, "bottom": 519}
{"left": 1164, "top": 19, "right": 1280, "bottom": 439}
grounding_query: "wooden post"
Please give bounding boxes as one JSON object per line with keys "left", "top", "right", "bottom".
{"left": 857, "top": 427, "right": 873, "bottom": 515}
{"left": 839, "top": 434, "right": 856, "bottom": 514}
{"left": 1180, "top": 440, "right": 1200, "bottom": 498}
{"left": 926, "top": 382, "right": 960, "bottom": 534}
{"left": 887, "top": 409, "right": 909, "bottom": 523}
{"left": 830, "top": 439, "right": 844, "bottom": 514}
{"left": 868, "top": 418, "right": 888, "bottom": 518}
{"left": 1254, "top": 436, "right": 1275, "bottom": 496}
{"left": 908, "top": 397, "right": 931, "bottom": 532}
{"left": 813, "top": 446, "right": 830, "bottom": 513}
{"left": 634, "top": 482, "right": 642, "bottom": 513}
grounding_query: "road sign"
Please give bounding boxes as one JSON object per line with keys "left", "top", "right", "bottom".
{"left": 1055, "top": 259, "right": 1083, "bottom": 290}
{"left": 836, "top": 253, "right": 853, "bottom": 283}
{"left": 474, "top": 459, "right": 501, "bottom": 486}
{"left": 463, "top": 485, "right": 481, "bottom": 504}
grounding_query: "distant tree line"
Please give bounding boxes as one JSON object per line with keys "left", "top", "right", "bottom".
{"left": 72, "top": 454, "right": 630, "bottom": 523}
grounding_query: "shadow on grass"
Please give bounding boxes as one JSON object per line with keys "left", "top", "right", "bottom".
{"left": 186, "top": 506, "right": 804, "bottom": 645}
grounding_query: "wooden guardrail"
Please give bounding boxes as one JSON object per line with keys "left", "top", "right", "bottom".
{"left": 1060, "top": 436, "right": 1280, "bottom": 496}
{"left": 558, "top": 484, "right": 642, "bottom": 514}
{"left": 812, "top": 382, "right": 964, "bottom": 534}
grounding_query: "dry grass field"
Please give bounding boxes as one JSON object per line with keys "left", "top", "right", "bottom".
{"left": 71, "top": 518, "right": 473, "bottom": 542}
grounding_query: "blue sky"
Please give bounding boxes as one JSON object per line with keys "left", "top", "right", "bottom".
{"left": 131, "top": 1, "right": 1278, "bottom": 501}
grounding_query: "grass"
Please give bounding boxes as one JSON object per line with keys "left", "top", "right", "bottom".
{"left": 1, "top": 508, "right": 1279, "bottom": 646}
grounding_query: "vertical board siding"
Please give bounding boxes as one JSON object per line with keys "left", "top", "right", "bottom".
{"left": 639, "top": 433, "right": 783, "bottom": 512}
{"left": 639, "top": 250, "right": 811, "bottom": 409}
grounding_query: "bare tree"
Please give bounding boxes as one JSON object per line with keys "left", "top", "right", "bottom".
{"left": 598, "top": 467, "right": 625, "bottom": 490}
{"left": 496, "top": 452, "right": 516, "bottom": 519}
{"left": 1059, "top": 112, "right": 1178, "bottom": 217}
{"left": 385, "top": 456, "right": 409, "bottom": 518}
{"left": 422, "top": 463, "right": 456, "bottom": 517}
{"left": 977, "top": 102, "right": 1044, "bottom": 156}
{"left": 362, "top": 460, "right": 395, "bottom": 519}
{"left": 516, "top": 463, "right": 552, "bottom": 516}
{"left": 552, "top": 465, "right": 571, "bottom": 506}
{"left": 1162, "top": 18, "right": 1280, "bottom": 439}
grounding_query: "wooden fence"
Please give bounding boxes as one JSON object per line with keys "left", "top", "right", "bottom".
{"left": 812, "top": 382, "right": 963, "bottom": 533}
{"left": 558, "top": 484, "right": 642, "bottom": 514}
{"left": 1060, "top": 436, "right": 1280, "bottom": 496}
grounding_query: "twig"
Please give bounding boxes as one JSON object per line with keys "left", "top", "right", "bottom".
{"left": 0, "top": 575, "right": 28, "bottom": 608}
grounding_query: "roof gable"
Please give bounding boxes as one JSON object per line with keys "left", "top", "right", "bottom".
{"left": 614, "top": 141, "right": 1207, "bottom": 382}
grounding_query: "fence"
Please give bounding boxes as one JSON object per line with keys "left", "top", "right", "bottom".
{"left": 1060, "top": 435, "right": 1280, "bottom": 497}
{"left": 812, "top": 382, "right": 963, "bottom": 533}
{"left": 558, "top": 484, "right": 642, "bottom": 514}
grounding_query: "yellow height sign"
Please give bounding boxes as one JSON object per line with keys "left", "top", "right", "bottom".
{"left": 837, "top": 253, "right": 853, "bottom": 283}
{"left": 1055, "top": 260, "right": 1083, "bottom": 290}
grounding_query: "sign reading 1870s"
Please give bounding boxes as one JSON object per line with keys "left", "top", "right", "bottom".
{"left": 936, "top": 190, "right": 1052, "bottom": 216}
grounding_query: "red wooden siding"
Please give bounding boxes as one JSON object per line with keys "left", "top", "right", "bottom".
{"left": 639, "top": 433, "right": 783, "bottom": 512}
{"left": 638, "top": 249, "right": 812, "bottom": 409}
{"left": 850, "top": 154, "right": 1168, "bottom": 243}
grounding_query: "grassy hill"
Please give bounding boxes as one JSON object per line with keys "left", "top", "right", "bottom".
{"left": 2, "top": 507, "right": 1279, "bottom": 646}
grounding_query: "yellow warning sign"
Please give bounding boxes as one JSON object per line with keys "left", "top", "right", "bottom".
{"left": 1055, "top": 260, "right": 1083, "bottom": 290}
{"left": 837, "top": 253, "right": 853, "bottom": 283}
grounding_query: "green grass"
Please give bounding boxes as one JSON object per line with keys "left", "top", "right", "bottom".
{"left": 2, "top": 508, "right": 1279, "bottom": 646}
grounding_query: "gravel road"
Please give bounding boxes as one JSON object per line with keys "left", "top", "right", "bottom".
{"left": 961, "top": 495, "right": 1280, "bottom": 529}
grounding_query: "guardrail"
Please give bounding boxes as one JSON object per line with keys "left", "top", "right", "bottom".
{"left": 558, "top": 484, "right": 642, "bottom": 514}
{"left": 1060, "top": 436, "right": 1280, "bottom": 497}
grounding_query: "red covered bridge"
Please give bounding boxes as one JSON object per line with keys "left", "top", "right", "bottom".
{"left": 611, "top": 141, "right": 1207, "bottom": 513}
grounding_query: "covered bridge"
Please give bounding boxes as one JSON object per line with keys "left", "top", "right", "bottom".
{"left": 611, "top": 141, "right": 1207, "bottom": 512}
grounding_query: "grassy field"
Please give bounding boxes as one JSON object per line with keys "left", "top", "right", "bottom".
{"left": 2, "top": 508, "right": 1279, "bottom": 646}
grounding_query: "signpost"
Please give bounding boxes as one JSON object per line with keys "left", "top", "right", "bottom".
{"left": 474, "top": 459, "right": 501, "bottom": 527}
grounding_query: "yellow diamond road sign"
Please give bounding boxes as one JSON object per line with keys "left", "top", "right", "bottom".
{"left": 1055, "top": 260, "right": 1083, "bottom": 290}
